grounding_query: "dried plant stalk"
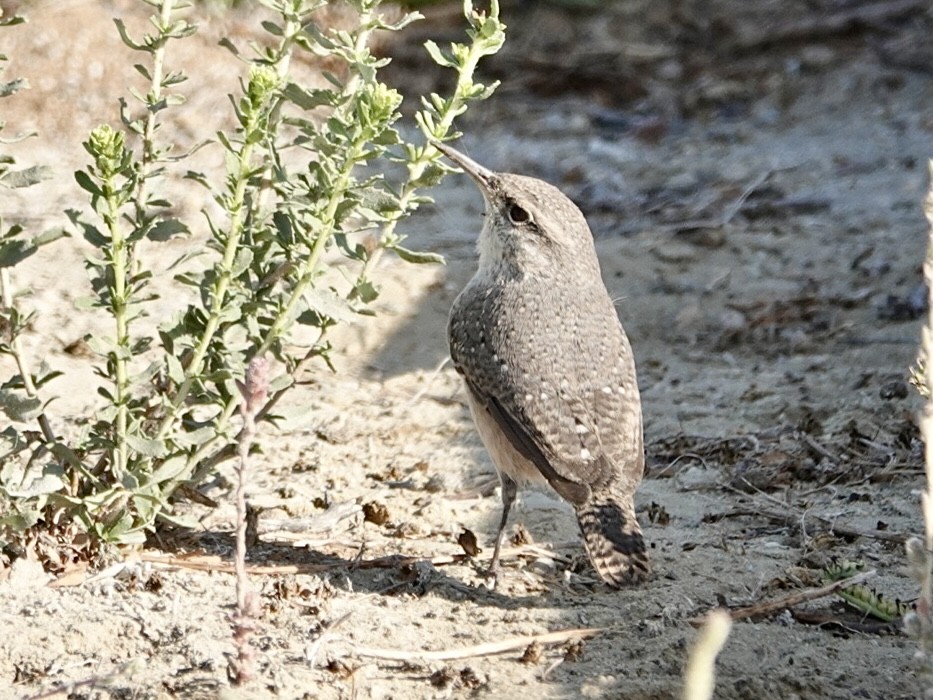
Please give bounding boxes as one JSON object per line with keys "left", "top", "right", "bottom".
{"left": 904, "top": 161, "right": 933, "bottom": 694}
{"left": 683, "top": 610, "right": 732, "bottom": 700}
{"left": 228, "top": 357, "right": 269, "bottom": 685}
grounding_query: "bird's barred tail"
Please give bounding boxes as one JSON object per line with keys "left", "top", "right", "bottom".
{"left": 575, "top": 494, "right": 650, "bottom": 587}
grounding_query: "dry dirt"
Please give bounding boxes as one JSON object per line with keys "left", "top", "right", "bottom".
{"left": 1, "top": 1, "right": 933, "bottom": 698}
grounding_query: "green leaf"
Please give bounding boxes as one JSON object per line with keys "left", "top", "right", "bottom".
{"left": 113, "top": 18, "right": 147, "bottom": 51}
{"left": 33, "top": 227, "right": 69, "bottom": 247}
{"left": 74, "top": 296, "right": 102, "bottom": 310}
{"left": 282, "top": 82, "right": 337, "bottom": 110}
{"left": 148, "top": 455, "right": 190, "bottom": 484}
{"left": 261, "top": 20, "right": 283, "bottom": 36}
{"left": 1, "top": 222, "right": 24, "bottom": 240}
{"left": 231, "top": 247, "right": 254, "bottom": 277}
{"left": 183, "top": 170, "right": 210, "bottom": 189}
{"left": 389, "top": 244, "right": 445, "bottom": 265}
{"left": 0, "top": 15, "right": 27, "bottom": 28}
{"left": 1, "top": 165, "right": 52, "bottom": 189}
{"left": 74, "top": 169, "right": 102, "bottom": 197}
{"left": 130, "top": 336, "right": 154, "bottom": 355}
{"left": 0, "top": 509, "right": 43, "bottom": 532}
{"left": 410, "top": 161, "right": 447, "bottom": 188}
{"left": 165, "top": 353, "right": 185, "bottom": 385}
{"left": 173, "top": 427, "right": 215, "bottom": 449}
{"left": 48, "top": 443, "right": 86, "bottom": 471}
{"left": 85, "top": 334, "right": 118, "bottom": 357}
{"left": 126, "top": 433, "right": 167, "bottom": 459}
{"left": 131, "top": 492, "right": 158, "bottom": 526}
{"left": 165, "top": 20, "right": 197, "bottom": 41}
{"left": 174, "top": 271, "right": 203, "bottom": 288}
{"left": 163, "top": 70, "right": 188, "bottom": 87}
{"left": 34, "top": 370, "right": 63, "bottom": 389}
{"left": 414, "top": 109, "right": 436, "bottom": 136}
{"left": 157, "top": 510, "right": 199, "bottom": 529}
{"left": 0, "top": 426, "right": 25, "bottom": 454}
{"left": 303, "top": 288, "right": 358, "bottom": 324}
{"left": 218, "top": 37, "right": 241, "bottom": 58}
{"left": 0, "top": 459, "right": 65, "bottom": 498}
{"left": 148, "top": 218, "right": 189, "bottom": 241}
{"left": 424, "top": 40, "right": 457, "bottom": 68}
{"left": 268, "top": 373, "right": 293, "bottom": 393}
{"left": 349, "top": 279, "right": 379, "bottom": 304}
{"left": 0, "top": 78, "right": 27, "bottom": 98}
{"left": 271, "top": 211, "right": 294, "bottom": 247}
{"left": 105, "top": 522, "right": 147, "bottom": 545}
{"left": 372, "top": 10, "right": 423, "bottom": 31}
{"left": 0, "top": 389, "right": 42, "bottom": 422}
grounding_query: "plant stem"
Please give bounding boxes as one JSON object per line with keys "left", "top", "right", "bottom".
{"left": 104, "top": 177, "right": 131, "bottom": 479}
{"left": 359, "top": 11, "right": 495, "bottom": 283}
{"left": 255, "top": 143, "right": 362, "bottom": 357}
{"left": 132, "top": 0, "right": 175, "bottom": 222}
{"left": 0, "top": 269, "right": 55, "bottom": 443}
{"left": 156, "top": 11, "right": 302, "bottom": 441}
{"left": 254, "top": 14, "right": 375, "bottom": 357}
{"left": 228, "top": 358, "right": 267, "bottom": 683}
{"left": 156, "top": 140, "right": 255, "bottom": 440}
{"left": 232, "top": 399, "right": 256, "bottom": 683}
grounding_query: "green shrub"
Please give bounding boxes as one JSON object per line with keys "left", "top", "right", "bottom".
{"left": 0, "top": 0, "right": 505, "bottom": 560}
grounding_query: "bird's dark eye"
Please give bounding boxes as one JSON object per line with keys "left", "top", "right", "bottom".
{"left": 508, "top": 203, "right": 531, "bottom": 224}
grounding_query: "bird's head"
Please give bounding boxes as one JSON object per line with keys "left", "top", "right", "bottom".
{"left": 436, "top": 142, "right": 601, "bottom": 281}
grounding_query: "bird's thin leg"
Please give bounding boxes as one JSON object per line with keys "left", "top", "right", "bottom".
{"left": 488, "top": 474, "right": 517, "bottom": 578}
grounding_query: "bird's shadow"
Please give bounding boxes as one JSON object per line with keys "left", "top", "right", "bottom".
{"left": 363, "top": 153, "right": 484, "bottom": 377}
{"left": 146, "top": 523, "right": 614, "bottom": 612}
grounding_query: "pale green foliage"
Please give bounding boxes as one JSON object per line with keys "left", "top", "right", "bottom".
{"left": 0, "top": 0, "right": 505, "bottom": 552}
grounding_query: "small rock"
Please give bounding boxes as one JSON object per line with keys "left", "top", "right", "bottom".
{"left": 457, "top": 529, "right": 481, "bottom": 557}
{"left": 362, "top": 501, "right": 390, "bottom": 526}
{"left": 718, "top": 308, "right": 747, "bottom": 333}
{"left": 651, "top": 241, "right": 696, "bottom": 264}
{"left": 800, "top": 45, "right": 836, "bottom": 70}
{"left": 876, "top": 285, "right": 927, "bottom": 321}
{"left": 666, "top": 172, "right": 699, "bottom": 191}
{"left": 676, "top": 466, "right": 719, "bottom": 491}
{"left": 879, "top": 379, "right": 909, "bottom": 400}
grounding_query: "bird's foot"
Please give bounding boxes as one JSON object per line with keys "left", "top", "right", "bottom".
{"left": 482, "top": 561, "right": 502, "bottom": 590}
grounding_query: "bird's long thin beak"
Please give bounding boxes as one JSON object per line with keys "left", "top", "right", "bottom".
{"left": 433, "top": 141, "right": 495, "bottom": 190}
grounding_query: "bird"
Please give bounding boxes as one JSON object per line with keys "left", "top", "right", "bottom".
{"left": 438, "top": 141, "right": 650, "bottom": 587}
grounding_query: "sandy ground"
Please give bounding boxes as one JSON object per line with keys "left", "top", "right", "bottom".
{"left": 1, "top": 0, "right": 933, "bottom": 698}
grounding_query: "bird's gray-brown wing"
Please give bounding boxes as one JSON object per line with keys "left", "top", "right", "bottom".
{"left": 461, "top": 376, "right": 590, "bottom": 504}
{"left": 450, "top": 287, "right": 643, "bottom": 502}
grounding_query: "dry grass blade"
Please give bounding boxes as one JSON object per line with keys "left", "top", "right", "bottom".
{"left": 688, "top": 570, "right": 877, "bottom": 626}
{"left": 658, "top": 168, "right": 781, "bottom": 233}
{"left": 734, "top": 0, "right": 928, "bottom": 50}
{"left": 350, "top": 627, "right": 603, "bottom": 662}
{"left": 24, "top": 659, "right": 144, "bottom": 700}
{"left": 714, "top": 506, "right": 913, "bottom": 544}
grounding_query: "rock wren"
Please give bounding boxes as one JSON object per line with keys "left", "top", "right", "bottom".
{"left": 439, "top": 142, "right": 650, "bottom": 587}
